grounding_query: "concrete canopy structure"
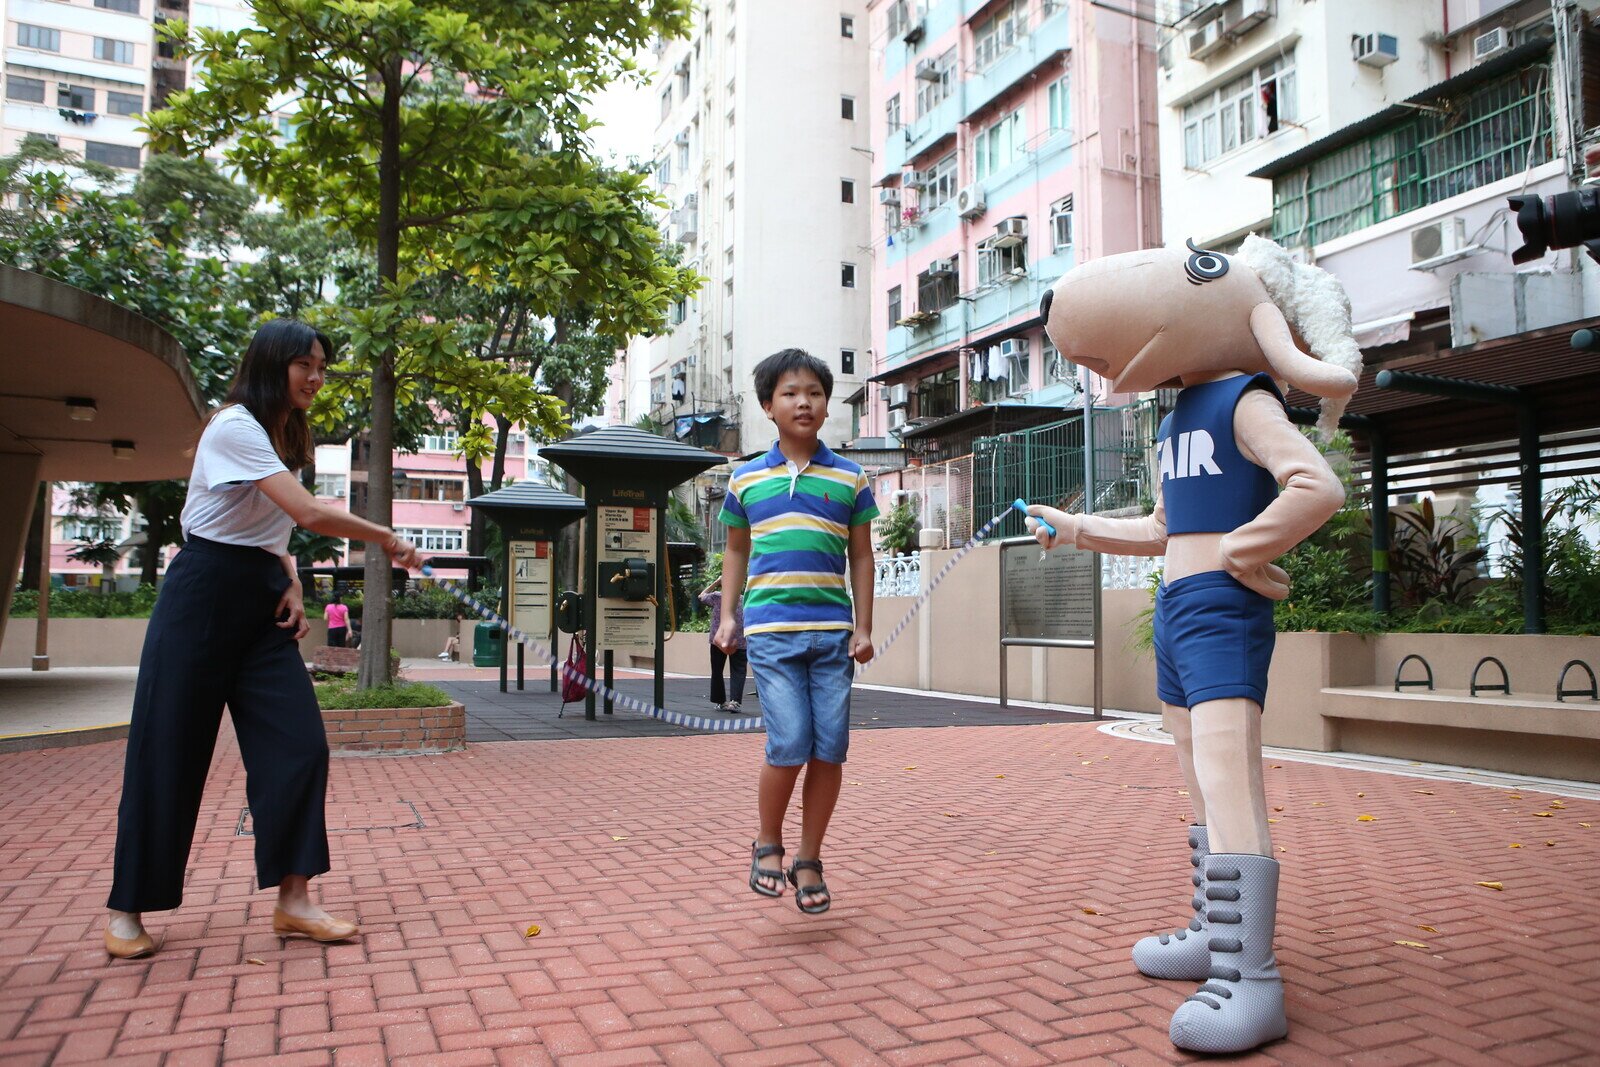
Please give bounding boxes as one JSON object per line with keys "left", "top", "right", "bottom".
{"left": 0, "top": 265, "right": 205, "bottom": 644}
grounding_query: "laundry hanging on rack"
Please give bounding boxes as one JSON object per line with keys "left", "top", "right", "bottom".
{"left": 987, "top": 346, "right": 1007, "bottom": 383}
{"left": 968, "top": 349, "right": 986, "bottom": 382}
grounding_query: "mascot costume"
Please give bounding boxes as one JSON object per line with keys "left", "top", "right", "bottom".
{"left": 1024, "top": 235, "right": 1360, "bottom": 1054}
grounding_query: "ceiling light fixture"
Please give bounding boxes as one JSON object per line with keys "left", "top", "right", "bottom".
{"left": 111, "top": 440, "right": 136, "bottom": 459}
{"left": 65, "top": 396, "right": 97, "bottom": 422}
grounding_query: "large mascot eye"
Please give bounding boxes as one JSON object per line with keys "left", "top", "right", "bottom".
{"left": 1183, "top": 237, "right": 1230, "bottom": 285}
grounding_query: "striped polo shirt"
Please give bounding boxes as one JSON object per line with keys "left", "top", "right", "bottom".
{"left": 719, "top": 440, "right": 879, "bottom": 636}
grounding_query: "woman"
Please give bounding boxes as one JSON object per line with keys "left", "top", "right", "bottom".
{"left": 105, "top": 319, "right": 421, "bottom": 960}
{"left": 698, "top": 579, "right": 746, "bottom": 712}
{"left": 324, "top": 594, "right": 350, "bottom": 647}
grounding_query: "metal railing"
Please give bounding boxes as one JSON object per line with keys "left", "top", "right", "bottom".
{"left": 874, "top": 552, "right": 923, "bottom": 598}
{"left": 1270, "top": 65, "right": 1553, "bottom": 248}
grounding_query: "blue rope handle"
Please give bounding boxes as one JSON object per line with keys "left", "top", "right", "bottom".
{"left": 419, "top": 506, "right": 1013, "bottom": 732}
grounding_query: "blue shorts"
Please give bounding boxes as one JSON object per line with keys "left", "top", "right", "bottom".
{"left": 745, "top": 629, "right": 854, "bottom": 765}
{"left": 1154, "top": 571, "right": 1275, "bottom": 709}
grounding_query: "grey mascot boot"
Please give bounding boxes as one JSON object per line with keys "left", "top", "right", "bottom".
{"left": 1168, "top": 854, "right": 1288, "bottom": 1054}
{"left": 1131, "top": 825, "right": 1210, "bottom": 980}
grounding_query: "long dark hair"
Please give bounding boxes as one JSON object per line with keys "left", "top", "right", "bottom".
{"left": 217, "top": 318, "right": 329, "bottom": 470}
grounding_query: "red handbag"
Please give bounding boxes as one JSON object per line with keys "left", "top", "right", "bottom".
{"left": 559, "top": 634, "right": 590, "bottom": 708}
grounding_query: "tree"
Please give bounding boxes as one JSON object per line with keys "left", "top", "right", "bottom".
{"left": 149, "top": 0, "right": 701, "bottom": 688}
{"left": 67, "top": 537, "right": 124, "bottom": 594}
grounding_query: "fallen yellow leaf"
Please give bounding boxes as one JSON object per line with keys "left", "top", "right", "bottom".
{"left": 941, "top": 812, "right": 960, "bottom": 818}
{"left": 1273, "top": 806, "right": 1283, "bottom": 812}
{"left": 1545, "top": 840, "right": 1556, "bottom": 847}
{"left": 1268, "top": 818, "right": 1279, "bottom": 824}
{"left": 1550, "top": 800, "right": 1566, "bottom": 808}
{"left": 1081, "top": 761, "right": 1093, "bottom": 766}
{"left": 611, "top": 835, "right": 628, "bottom": 841}
{"left": 1417, "top": 925, "right": 1437, "bottom": 933}
{"left": 1509, "top": 843, "right": 1523, "bottom": 848}
{"left": 1506, "top": 794, "right": 1522, "bottom": 799}
{"left": 247, "top": 957, "right": 265, "bottom": 966}
{"left": 1312, "top": 802, "right": 1325, "bottom": 807}
{"left": 1276, "top": 847, "right": 1286, "bottom": 853}
{"left": 1358, "top": 814, "right": 1377, "bottom": 822}
{"left": 1081, "top": 907, "right": 1099, "bottom": 915}
{"left": 525, "top": 924, "right": 541, "bottom": 937}
{"left": 1414, "top": 790, "right": 1434, "bottom": 795}
{"left": 995, "top": 774, "right": 1005, "bottom": 779}
{"left": 1582, "top": 823, "right": 1592, "bottom": 828}
{"left": 1357, "top": 792, "right": 1365, "bottom": 798}
{"left": 1533, "top": 812, "right": 1554, "bottom": 818}
{"left": 1394, "top": 940, "right": 1428, "bottom": 950}
{"left": 905, "top": 766, "right": 917, "bottom": 770}
{"left": 1271, "top": 765, "right": 1282, "bottom": 769}
{"left": 1177, "top": 790, "right": 1189, "bottom": 796}
{"left": 1475, "top": 881, "right": 1504, "bottom": 891}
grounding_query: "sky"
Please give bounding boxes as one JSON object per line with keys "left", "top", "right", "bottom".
{"left": 586, "top": 69, "right": 659, "bottom": 168}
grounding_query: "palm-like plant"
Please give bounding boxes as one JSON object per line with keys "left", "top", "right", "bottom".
{"left": 67, "top": 537, "right": 123, "bottom": 595}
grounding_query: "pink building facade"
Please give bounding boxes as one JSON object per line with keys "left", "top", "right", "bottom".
{"left": 863, "top": 0, "right": 1160, "bottom": 438}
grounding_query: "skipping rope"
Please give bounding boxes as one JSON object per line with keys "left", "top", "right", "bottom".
{"left": 420, "top": 501, "right": 1045, "bottom": 732}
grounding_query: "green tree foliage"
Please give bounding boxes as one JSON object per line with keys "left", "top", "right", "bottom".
{"left": 148, "top": 0, "right": 700, "bottom": 687}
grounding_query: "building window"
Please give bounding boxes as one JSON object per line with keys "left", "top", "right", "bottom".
{"left": 660, "top": 87, "right": 672, "bottom": 120}
{"left": 6, "top": 76, "right": 45, "bottom": 104}
{"left": 841, "top": 14, "right": 855, "bottom": 38}
{"left": 671, "top": 298, "right": 687, "bottom": 324}
{"left": 420, "top": 430, "right": 460, "bottom": 453}
{"left": 106, "top": 90, "right": 143, "bottom": 115}
{"left": 1048, "top": 74, "right": 1070, "bottom": 132}
{"left": 1182, "top": 51, "right": 1296, "bottom": 168}
{"left": 918, "top": 151, "right": 958, "bottom": 211}
{"left": 917, "top": 258, "right": 959, "bottom": 313}
{"left": 841, "top": 349, "right": 856, "bottom": 375}
{"left": 676, "top": 129, "right": 690, "bottom": 171}
{"left": 975, "top": 106, "right": 1025, "bottom": 181}
{"left": 96, "top": 0, "right": 141, "bottom": 11}
{"left": 94, "top": 38, "right": 136, "bottom": 64}
{"left": 17, "top": 25, "right": 61, "bottom": 52}
{"left": 59, "top": 516, "right": 121, "bottom": 541}
{"left": 656, "top": 157, "right": 671, "bottom": 186}
{"left": 676, "top": 61, "right": 691, "bottom": 99}
{"left": 887, "top": 285, "right": 902, "bottom": 327}
{"left": 977, "top": 232, "right": 1028, "bottom": 285}
{"left": 314, "top": 473, "right": 347, "bottom": 498}
{"left": 841, "top": 262, "right": 857, "bottom": 288}
{"left": 398, "top": 477, "right": 466, "bottom": 502}
{"left": 915, "top": 367, "right": 960, "bottom": 420}
{"left": 916, "top": 48, "right": 956, "bottom": 117}
{"left": 886, "top": 93, "right": 901, "bottom": 135}
{"left": 396, "top": 527, "right": 466, "bottom": 553}
{"left": 59, "top": 84, "right": 95, "bottom": 111}
{"left": 841, "top": 95, "right": 855, "bottom": 120}
{"left": 1050, "top": 194, "right": 1074, "bottom": 252}
{"left": 1043, "top": 335, "right": 1080, "bottom": 391}
{"left": 84, "top": 142, "right": 141, "bottom": 169}
{"left": 841, "top": 178, "right": 855, "bottom": 203}
{"left": 974, "top": 0, "right": 1028, "bottom": 71}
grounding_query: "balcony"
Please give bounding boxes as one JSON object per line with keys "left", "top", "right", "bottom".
{"left": 904, "top": 93, "right": 959, "bottom": 164}
{"left": 879, "top": 126, "right": 908, "bottom": 184}
{"left": 961, "top": 7, "right": 1070, "bottom": 121}
{"left": 885, "top": 305, "right": 966, "bottom": 365}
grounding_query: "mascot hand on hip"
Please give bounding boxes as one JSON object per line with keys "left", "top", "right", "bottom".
{"left": 1025, "top": 235, "right": 1360, "bottom": 1055}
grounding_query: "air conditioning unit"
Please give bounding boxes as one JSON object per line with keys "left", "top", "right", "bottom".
{"left": 879, "top": 187, "right": 901, "bottom": 207}
{"left": 915, "top": 57, "right": 943, "bottom": 81}
{"left": 885, "top": 383, "right": 911, "bottom": 409}
{"left": 956, "top": 183, "right": 987, "bottom": 219}
{"left": 684, "top": 193, "right": 698, "bottom": 209}
{"left": 993, "top": 217, "right": 1027, "bottom": 247}
{"left": 904, "top": 169, "right": 929, "bottom": 190}
{"left": 678, "top": 211, "right": 698, "bottom": 243}
{"left": 674, "top": 130, "right": 689, "bottom": 147}
{"left": 334, "top": 487, "right": 346, "bottom": 498}
{"left": 1410, "top": 216, "right": 1468, "bottom": 267}
{"left": 903, "top": 19, "right": 926, "bottom": 45}
{"left": 1352, "top": 32, "right": 1398, "bottom": 68}
{"left": 1473, "top": 27, "right": 1507, "bottom": 61}
{"left": 1187, "top": 18, "right": 1227, "bottom": 60}
{"left": 997, "top": 337, "right": 1027, "bottom": 360}
{"left": 926, "top": 257, "right": 956, "bottom": 275}
{"left": 452, "top": 502, "right": 466, "bottom": 512}
{"left": 887, "top": 409, "right": 909, "bottom": 432}
{"left": 1226, "top": 0, "right": 1273, "bottom": 37}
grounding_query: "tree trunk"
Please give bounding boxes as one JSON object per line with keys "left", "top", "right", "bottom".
{"left": 358, "top": 57, "right": 404, "bottom": 691}
{"left": 139, "top": 502, "right": 172, "bottom": 586}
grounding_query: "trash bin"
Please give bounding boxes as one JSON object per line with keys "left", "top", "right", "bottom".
{"left": 472, "top": 621, "right": 503, "bottom": 667}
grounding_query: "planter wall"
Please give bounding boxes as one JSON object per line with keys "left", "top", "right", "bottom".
{"left": 321, "top": 701, "right": 465, "bottom": 755}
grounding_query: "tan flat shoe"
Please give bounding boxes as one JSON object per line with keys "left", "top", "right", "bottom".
{"left": 272, "top": 907, "right": 359, "bottom": 942}
{"left": 105, "top": 927, "right": 156, "bottom": 959}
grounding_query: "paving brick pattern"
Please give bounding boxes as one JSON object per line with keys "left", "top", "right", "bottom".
{"left": 1, "top": 722, "right": 1596, "bottom": 1065}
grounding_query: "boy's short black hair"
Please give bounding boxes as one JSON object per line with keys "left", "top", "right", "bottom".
{"left": 754, "top": 348, "right": 833, "bottom": 405}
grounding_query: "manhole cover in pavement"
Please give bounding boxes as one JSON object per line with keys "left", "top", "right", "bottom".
{"left": 237, "top": 800, "right": 425, "bottom": 836}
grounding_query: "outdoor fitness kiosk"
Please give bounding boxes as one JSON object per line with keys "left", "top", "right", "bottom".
{"left": 464, "top": 481, "right": 587, "bottom": 693}
{"left": 540, "top": 426, "right": 723, "bottom": 720}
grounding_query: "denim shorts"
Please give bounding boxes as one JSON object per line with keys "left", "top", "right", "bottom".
{"left": 745, "top": 629, "right": 854, "bottom": 765}
{"left": 1154, "top": 570, "right": 1276, "bottom": 709}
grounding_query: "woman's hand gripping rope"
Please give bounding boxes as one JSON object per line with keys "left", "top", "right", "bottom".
{"left": 418, "top": 504, "right": 1016, "bottom": 734}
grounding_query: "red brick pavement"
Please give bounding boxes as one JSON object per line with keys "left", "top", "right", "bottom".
{"left": 1, "top": 722, "right": 1596, "bottom": 1065}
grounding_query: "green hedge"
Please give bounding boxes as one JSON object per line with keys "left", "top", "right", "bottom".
{"left": 314, "top": 676, "right": 453, "bottom": 709}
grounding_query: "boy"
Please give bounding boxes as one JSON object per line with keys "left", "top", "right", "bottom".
{"left": 716, "top": 348, "right": 877, "bottom": 914}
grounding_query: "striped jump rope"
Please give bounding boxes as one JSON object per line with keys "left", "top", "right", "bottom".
{"left": 420, "top": 500, "right": 1045, "bottom": 732}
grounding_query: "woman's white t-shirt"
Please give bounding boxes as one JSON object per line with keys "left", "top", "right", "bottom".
{"left": 180, "top": 405, "right": 295, "bottom": 555}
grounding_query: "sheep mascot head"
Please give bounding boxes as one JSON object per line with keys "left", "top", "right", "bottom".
{"left": 1038, "top": 235, "right": 1361, "bottom": 434}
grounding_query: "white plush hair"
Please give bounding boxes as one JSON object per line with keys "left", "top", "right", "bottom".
{"left": 1236, "top": 234, "right": 1363, "bottom": 437}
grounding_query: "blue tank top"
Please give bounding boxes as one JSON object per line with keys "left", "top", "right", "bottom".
{"left": 1158, "top": 373, "right": 1282, "bottom": 535}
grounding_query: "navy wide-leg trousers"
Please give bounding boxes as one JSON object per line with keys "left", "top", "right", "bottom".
{"left": 108, "top": 536, "right": 330, "bottom": 913}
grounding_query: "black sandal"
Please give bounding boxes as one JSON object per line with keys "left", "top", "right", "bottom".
{"left": 786, "top": 858, "right": 830, "bottom": 914}
{"left": 749, "top": 842, "right": 785, "bottom": 897}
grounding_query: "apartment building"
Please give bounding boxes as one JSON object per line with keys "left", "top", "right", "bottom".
{"left": 863, "top": 0, "right": 1160, "bottom": 450}
{"left": 615, "top": 1, "right": 873, "bottom": 461}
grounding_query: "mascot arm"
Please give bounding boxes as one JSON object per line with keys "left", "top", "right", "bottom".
{"left": 1218, "top": 389, "right": 1345, "bottom": 591}
{"left": 1074, "top": 482, "right": 1169, "bottom": 557}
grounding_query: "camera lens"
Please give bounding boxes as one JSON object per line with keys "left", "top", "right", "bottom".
{"left": 1509, "top": 188, "right": 1600, "bottom": 264}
